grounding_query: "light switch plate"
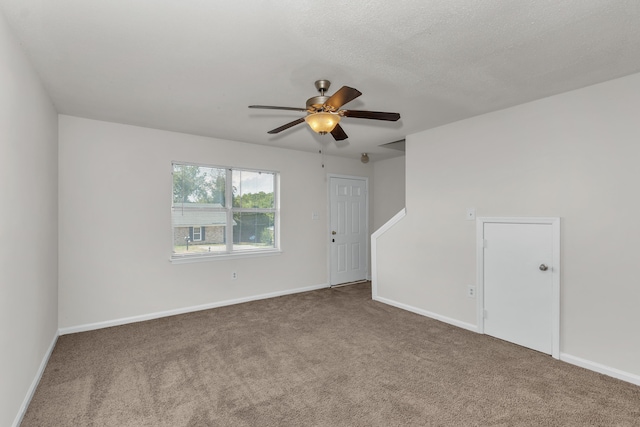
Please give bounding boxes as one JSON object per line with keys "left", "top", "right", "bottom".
{"left": 312, "top": 212, "right": 319, "bottom": 220}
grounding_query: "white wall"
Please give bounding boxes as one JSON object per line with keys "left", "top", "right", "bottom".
{"left": 376, "top": 72, "right": 640, "bottom": 378}
{"left": 58, "top": 116, "right": 373, "bottom": 329}
{"left": 0, "top": 12, "right": 59, "bottom": 427}
{"left": 372, "top": 155, "right": 405, "bottom": 231}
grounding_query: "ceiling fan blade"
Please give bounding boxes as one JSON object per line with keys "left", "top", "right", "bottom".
{"left": 249, "top": 105, "right": 308, "bottom": 112}
{"left": 342, "top": 110, "right": 401, "bottom": 121}
{"left": 267, "top": 117, "right": 306, "bottom": 134}
{"left": 324, "top": 86, "right": 362, "bottom": 110}
{"left": 330, "top": 124, "right": 348, "bottom": 141}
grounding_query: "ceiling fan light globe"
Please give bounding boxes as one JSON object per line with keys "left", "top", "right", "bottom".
{"left": 305, "top": 112, "right": 340, "bottom": 134}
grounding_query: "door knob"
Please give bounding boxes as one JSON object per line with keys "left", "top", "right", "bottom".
{"left": 331, "top": 231, "right": 336, "bottom": 235}
{"left": 539, "top": 264, "right": 549, "bottom": 271}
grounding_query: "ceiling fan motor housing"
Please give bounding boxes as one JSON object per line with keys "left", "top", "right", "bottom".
{"left": 307, "top": 80, "right": 333, "bottom": 111}
{"left": 306, "top": 96, "right": 330, "bottom": 111}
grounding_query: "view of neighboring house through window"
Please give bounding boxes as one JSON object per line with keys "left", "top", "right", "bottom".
{"left": 172, "top": 162, "right": 278, "bottom": 259}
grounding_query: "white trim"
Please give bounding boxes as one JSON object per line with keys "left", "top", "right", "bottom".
{"left": 192, "top": 226, "right": 202, "bottom": 241}
{"left": 13, "top": 331, "right": 59, "bottom": 427}
{"left": 326, "top": 173, "right": 370, "bottom": 181}
{"left": 170, "top": 161, "right": 280, "bottom": 260}
{"left": 476, "top": 216, "right": 561, "bottom": 359}
{"left": 327, "top": 174, "right": 369, "bottom": 287}
{"left": 371, "top": 208, "right": 406, "bottom": 298}
{"left": 374, "top": 296, "right": 640, "bottom": 387}
{"left": 59, "top": 282, "right": 328, "bottom": 335}
{"left": 373, "top": 295, "right": 478, "bottom": 332}
{"left": 475, "top": 219, "right": 485, "bottom": 334}
{"left": 169, "top": 249, "right": 282, "bottom": 264}
{"left": 560, "top": 353, "right": 640, "bottom": 386}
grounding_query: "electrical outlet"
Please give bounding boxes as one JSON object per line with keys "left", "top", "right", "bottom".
{"left": 467, "top": 285, "right": 476, "bottom": 298}
{"left": 232, "top": 272, "right": 237, "bottom": 280}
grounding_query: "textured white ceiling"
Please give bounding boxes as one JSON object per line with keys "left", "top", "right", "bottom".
{"left": 2, "top": 0, "right": 639, "bottom": 160}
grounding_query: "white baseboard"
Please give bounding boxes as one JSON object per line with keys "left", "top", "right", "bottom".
{"left": 12, "top": 288, "right": 639, "bottom": 427}
{"left": 373, "top": 297, "right": 640, "bottom": 387}
{"left": 560, "top": 353, "right": 640, "bottom": 386}
{"left": 373, "top": 295, "right": 478, "bottom": 333}
{"left": 59, "top": 283, "right": 329, "bottom": 335}
{"left": 13, "top": 330, "right": 59, "bottom": 427}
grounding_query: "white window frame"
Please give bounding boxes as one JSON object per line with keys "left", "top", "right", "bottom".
{"left": 192, "top": 226, "right": 202, "bottom": 242}
{"left": 171, "top": 161, "right": 281, "bottom": 263}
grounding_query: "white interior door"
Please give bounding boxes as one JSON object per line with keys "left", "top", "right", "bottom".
{"left": 329, "top": 176, "right": 367, "bottom": 286}
{"left": 483, "top": 221, "right": 555, "bottom": 354}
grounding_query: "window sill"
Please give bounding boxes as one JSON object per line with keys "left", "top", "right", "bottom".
{"left": 169, "top": 249, "right": 282, "bottom": 264}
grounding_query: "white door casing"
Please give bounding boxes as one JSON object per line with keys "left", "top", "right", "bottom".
{"left": 329, "top": 176, "right": 368, "bottom": 286}
{"left": 476, "top": 217, "right": 560, "bottom": 359}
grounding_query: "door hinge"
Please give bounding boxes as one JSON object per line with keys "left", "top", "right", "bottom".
{"left": 483, "top": 239, "right": 488, "bottom": 249}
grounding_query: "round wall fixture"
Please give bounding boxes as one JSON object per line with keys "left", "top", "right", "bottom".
{"left": 361, "top": 153, "right": 369, "bottom": 164}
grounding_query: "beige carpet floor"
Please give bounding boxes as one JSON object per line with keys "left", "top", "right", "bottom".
{"left": 22, "top": 282, "right": 640, "bottom": 426}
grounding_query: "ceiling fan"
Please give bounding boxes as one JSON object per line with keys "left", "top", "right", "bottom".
{"left": 249, "top": 80, "right": 401, "bottom": 141}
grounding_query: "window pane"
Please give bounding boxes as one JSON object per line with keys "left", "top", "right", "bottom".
{"left": 173, "top": 164, "right": 226, "bottom": 206}
{"left": 232, "top": 170, "right": 274, "bottom": 208}
{"left": 172, "top": 163, "right": 228, "bottom": 256}
{"left": 192, "top": 227, "right": 202, "bottom": 241}
{"left": 233, "top": 212, "right": 275, "bottom": 250}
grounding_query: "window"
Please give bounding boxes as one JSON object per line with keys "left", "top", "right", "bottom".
{"left": 171, "top": 162, "right": 279, "bottom": 260}
{"left": 192, "top": 226, "right": 202, "bottom": 242}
